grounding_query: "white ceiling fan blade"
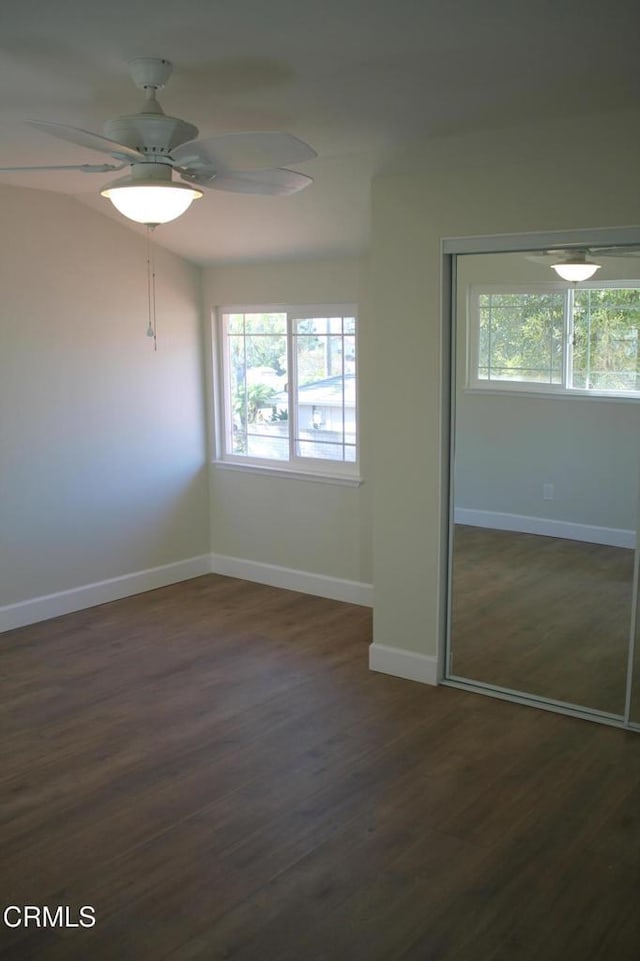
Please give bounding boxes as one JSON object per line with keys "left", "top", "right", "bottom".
{"left": 0, "top": 162, "right": 125, "bottom": 174}
{"left": 589, "top": 245, "right": 640, "bottom": 257}
{"left": 526, "top": 246, "right": 640, "bottom": 265}
{"left": 526, "top": 249, "right": 590, "bottom": 264}
{"left": 28, "top": 121, "right": 145, "bottom": 162}
{"left": 178, "top": 167, "right": 313, "bottom": 196}
{"left": 172, "top": 131, "right": 316, "bottom": 173}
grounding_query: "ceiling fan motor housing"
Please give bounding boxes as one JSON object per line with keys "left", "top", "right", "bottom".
{"left": 104, "top": 60, "right": 198, "bottom": 157}
{"left": 103, "top": 114, "right": 199, "bottom": 157}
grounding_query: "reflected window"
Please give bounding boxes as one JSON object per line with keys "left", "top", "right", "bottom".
{"left": 470, "top": 283, "right": 640, "bottom": 397}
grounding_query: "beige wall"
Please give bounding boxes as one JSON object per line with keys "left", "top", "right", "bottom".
{"left": 370, "top": 108, "right": 640, "bottom": 662}
{"left": 0, "top": 185, "right": 209, "bottom": 606}
{"left": 202, "top": 258, "right": 373, "bottom": 585}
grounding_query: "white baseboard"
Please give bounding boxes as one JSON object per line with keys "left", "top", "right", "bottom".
{"left": 1, "top": 552, "right": 373, "bottom": 634}
{"left": 209, "top": 553, "right": 373, "bottom": 607}
{"left": 369, "top": 643, "right": 438, "bottom": 686}
{"left": 0, "top": 555, "right": 212, "bottom": 634}
{"left": 454, "top": 507, "right": 636, "bottom": 549}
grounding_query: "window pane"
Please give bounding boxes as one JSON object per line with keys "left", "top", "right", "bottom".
{"left": 296, "top": 334, "right": 330, "bottom": 384}
{"left": 294, "top": 317, "right": 356, "bottom": 464}
{"left": 294, "top": 316, "right": 343, "bottom": 335}
{"left": 478, "top": 293, "right": 564, "bottom": 385}
{"left": 297, "top": 439, "right": 346, "bottom": 460}
{"left": 294, "top": 317, "right": 322, "bottom": 335}
{"left": 478, "top": 307, "right": 491, "bottom": 370}
{"left": 226, "top": 313, "right": 245, "bottom": 334}
{"left": 573, "top": 289, "right": 640, "bottom": 393}
{"left": 343, "top": 335, "right": 356, "bottom": 375}
{"left": 225, "top": 313, "right": 288, "bottom": 459}
{"left": 227, "top": 336, "right": 246, "bottom": 453}
{"left": 481, "top": 366, "right": 559, "bottom": 383}
{"left": 246, "top": 430, "right": 289, "bottom": 460}
{"left": 245, "top": 312, "right": 287, "bottom": 335}
{"left": 243, "top": 334, "right": 287, "bottom": 381}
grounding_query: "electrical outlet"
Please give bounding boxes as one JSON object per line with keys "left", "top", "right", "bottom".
{"left": 543, "top": 483, "right": 554, "bottom": 501}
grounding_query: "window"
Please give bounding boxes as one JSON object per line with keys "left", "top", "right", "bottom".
{"left": 216, "top": 305, "right": 358, "bottom": 478}
{"left": 469, "top": 283, "right": 640, "bottom": 397}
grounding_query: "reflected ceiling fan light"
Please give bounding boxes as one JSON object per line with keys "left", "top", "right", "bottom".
{"left": 551, "top": 253, "right": 601, "bottom": 282}
{"left": 100, "top": 164, "right": 202, "bottom": 225}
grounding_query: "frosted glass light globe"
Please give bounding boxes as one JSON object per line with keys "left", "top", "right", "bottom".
{"left": 101, "top": 182, "right": 202, "bottom": 225}
{"left": 101, "top": 166, "right": 203, "bottom": 225}
{"left": 551, "top": 257, "right": 601, "bottom": 282}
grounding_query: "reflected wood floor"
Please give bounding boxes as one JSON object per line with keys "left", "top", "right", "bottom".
{"left": 1, "top": 574, "right": 639, "bottom": 961}
{"left": 451, "top": 525, "right": 636, "bottom": 714}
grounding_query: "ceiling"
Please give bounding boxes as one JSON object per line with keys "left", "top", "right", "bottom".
{"left": 1, "top": 0, "right": 638, "bottom": 266}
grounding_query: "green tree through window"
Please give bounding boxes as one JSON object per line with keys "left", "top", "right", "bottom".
{"left": 573, "top": 289, "right": 640, "bottom": 391}
{"left": 472, "top": 285, "right": 640, "bottom": 396}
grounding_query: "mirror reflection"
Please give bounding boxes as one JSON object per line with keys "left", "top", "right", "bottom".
{"left": 449, "top": 247, "right": 640, "bottom": 717}
{"left": 630, "top": 551, "right": 640, "bottom": 726}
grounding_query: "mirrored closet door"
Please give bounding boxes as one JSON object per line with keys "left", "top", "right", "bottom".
{"left": 629, "top": 562, "right": 640, "bottom": 729}
{"left": 445, "top": 237, "right": 640, "bottom": 726}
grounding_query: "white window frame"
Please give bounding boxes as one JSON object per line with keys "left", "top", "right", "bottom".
{"left": 468, "top": 281, "right": 640, "bottom": 400}
{"left": 213, "top": 304, "right": 361, "bottom": 485}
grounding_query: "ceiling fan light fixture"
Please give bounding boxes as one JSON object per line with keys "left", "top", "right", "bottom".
{"left": 9, "top": 60, "right": 317, "bottom": 221}
{"left": 103, "top": 183, "right": 201, "bottom": 225}
{"left": 551, "top": 254, "right": 601, "bottom": 283}
{"left": 100, "top": 164, "right": 202, "bottom": 225}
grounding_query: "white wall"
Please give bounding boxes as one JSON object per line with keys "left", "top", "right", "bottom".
{"left": 454, "top": 253, "right": 640, "bottom": 536}
{"left": 370, "top": 108, "right": 640, "bottom": 670}
{"left": 0, "top": 185, "right": 209, "bottom": 613}
{"left": 202, "top": 258, "right": 372, "bottom": 589}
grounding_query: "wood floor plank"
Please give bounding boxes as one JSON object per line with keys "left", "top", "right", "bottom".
{"left": 1, "top": 574, "right": 639, "bottom": 961}
{"left": 451, "top": 525, "right": 634, "bottom": 713}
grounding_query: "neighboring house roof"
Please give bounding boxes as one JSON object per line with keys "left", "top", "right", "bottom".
{"left": 268, "top": 373, "right": 355, "bottom": 408}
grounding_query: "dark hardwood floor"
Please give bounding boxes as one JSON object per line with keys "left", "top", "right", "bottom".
{"left": 1, "top": 574, "right": 639, "bottom": 960}
{"left": 451, "top": 525, "right": 636, "bottom": 714}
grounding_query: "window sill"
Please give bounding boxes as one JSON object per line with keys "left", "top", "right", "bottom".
{"left": 463, "top": 387, "right": 640, "bottom": 404}
{"left": 211, "top": 460, "right": 364, "bottom": 487}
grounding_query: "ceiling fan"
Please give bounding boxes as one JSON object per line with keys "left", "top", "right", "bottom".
{"left": 526, "top": 246, "right": 640, "bottom": 282}
{"left": 0, "top": 57, "right": 317, "bottom": 225}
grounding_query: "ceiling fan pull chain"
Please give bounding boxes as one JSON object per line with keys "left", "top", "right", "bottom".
{"left": 146, "top": 225, "right": 158, "bottom": 350}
